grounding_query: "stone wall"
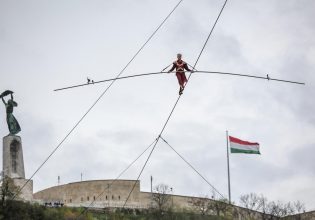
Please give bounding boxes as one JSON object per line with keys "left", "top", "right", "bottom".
{"left": 34, "top": 180, "right": 315, "bottom": 220}
{"left": 139, "top": 191, "right": 196, "bottom": 211}
{"left": 34, "top": 180, "right": 216, "bottom": 211}
{"left": 34, "top": 179, "right": 270, "bottom": 220}
{"left": 34, "top": 180, "right": 142, "bottom": 208}
{"left": 284, "top": 211, "right": 315, "bottom": 220}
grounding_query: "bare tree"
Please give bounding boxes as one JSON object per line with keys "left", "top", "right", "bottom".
{"left": 268, "top": 200, "right": 306, "bottom": 219}
{"left": 0, "top": 176, "right": 20, "bottom": 208}
{"left": 267, "top": 201, "right": 285, "bottom": 219}
{"left": 293, "top": 200, "right": 305, "bottom": 214}
{"left": 239, "top": 193, "right": 306, "bottom": 220}
{"left": 284, "top": 202, "right": 295, "bottom": 216}
{"left": 240, "top": 193, "right": 263, "bottom": 219}
{"left": 240, "top": 193, "right": 262, "bottom": 210}
{"left": 0, "top": 176, "right": 20, "bottom": 220}
{"left": 152, "top": 184, "right": 171, "bottom": 214}
{"left": 282, "top": 200, "right": 306, "bottom": 220}
{"left": 258, "top": 194, "right": 272, "bottom": 220}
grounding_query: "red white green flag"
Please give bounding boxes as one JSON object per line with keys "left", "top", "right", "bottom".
{"left": 229, "top": 136, "right": 260, "bottom": 154}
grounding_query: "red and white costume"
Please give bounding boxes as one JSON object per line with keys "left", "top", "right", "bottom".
{"left": 169, "top": 60, "right": 192, "bottom": 88}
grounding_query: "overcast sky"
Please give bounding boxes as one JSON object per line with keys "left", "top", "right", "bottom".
{"left": 1, "top": 0, "right": 315, "bottom": 210}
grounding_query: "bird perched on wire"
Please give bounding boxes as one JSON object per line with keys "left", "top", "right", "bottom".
{"left": 267, "top": 74, "right": 270, "bottom": 80}
{"left": 87, "top": 77, "right": 95, "bottom": 84}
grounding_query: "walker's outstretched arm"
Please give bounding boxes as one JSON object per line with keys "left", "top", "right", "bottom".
{"left": 168, "top": 63, "right": 176, "bottom": 72}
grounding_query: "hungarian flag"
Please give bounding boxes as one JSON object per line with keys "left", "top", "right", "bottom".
{"left": 229, "top": 136, "right": 260, "bottom": 154}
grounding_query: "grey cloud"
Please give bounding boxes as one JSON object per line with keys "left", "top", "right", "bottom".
{"left": 287, "top": 144, "right": 315, "bottom": 176}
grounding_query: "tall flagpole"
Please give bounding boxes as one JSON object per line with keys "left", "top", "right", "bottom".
{"left": 226, "top": 130, "right": 231, "bottom": 204}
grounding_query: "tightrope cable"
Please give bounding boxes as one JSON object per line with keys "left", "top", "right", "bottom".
{"left": 122, "top": 0, "right": 229, "bottom": 208}
{"left": 196, "top": 71, "right": 305, "bottom": 85}
{"left": 54, "top": 72, "right": 167, "bottom": 92}
{"left": 54, "top": 70, "right": 304, "bottom": 92}
{"left": 12, "top": 0, "right": 184, "bottom": 200}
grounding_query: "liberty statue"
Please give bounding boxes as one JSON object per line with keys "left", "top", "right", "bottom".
{"left": 1, "top": 90, "right": 21, "bottom": 135}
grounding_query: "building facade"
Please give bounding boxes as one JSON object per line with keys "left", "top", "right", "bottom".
{"left": 34, "top": 179, "right": 199, "bottom": 211}
{"left": 33, "top": 179, "right": 266, "bottom": 220}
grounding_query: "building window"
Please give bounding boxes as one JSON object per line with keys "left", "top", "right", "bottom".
{"left": 112, "top": 195, "right": 114, "bottom": 200}
{"left": 93, "top": 196, "right": 96, "bottom": 201}
{"left": 106, "top": 195, "right": 108, "bottom": 200}
{"left": 87, "top": 196, "right": 89, "bottom": 201}
{"left": 81, "top": 197, "right": 83, "bottom": 202}
{"left": 118, "top": 195, "right": 121, "bottom": 200}
{"left": 70, "top": 199, "right": 72, "bottom": 203}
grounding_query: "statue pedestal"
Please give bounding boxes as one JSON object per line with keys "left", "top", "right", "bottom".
{"left": 3, "top": 135, "right": 25, "bottom": 178}
{"left": 13, "top": 178, "right": 33, "bottom": 201}
{"left": 3, "top": 135, "right": 33, "bottom": 201}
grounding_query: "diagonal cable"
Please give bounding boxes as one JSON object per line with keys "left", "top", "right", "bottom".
{"left": 12, "top": 0, "right": 184, "bottom": 200}
{"left": 191, "top": 0, "right": 228, "bottom": 70}
{"left": 122, "top": 135, "right": 161, "bottom": 208}
{"left": 77, "top": 138, "right": 158, "bottom": 218}
{"left": 122, "top": 0, "right": 229, "bottom": 208}
{"left": 160, "top": 136, "right": 225, "bottom": 199}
